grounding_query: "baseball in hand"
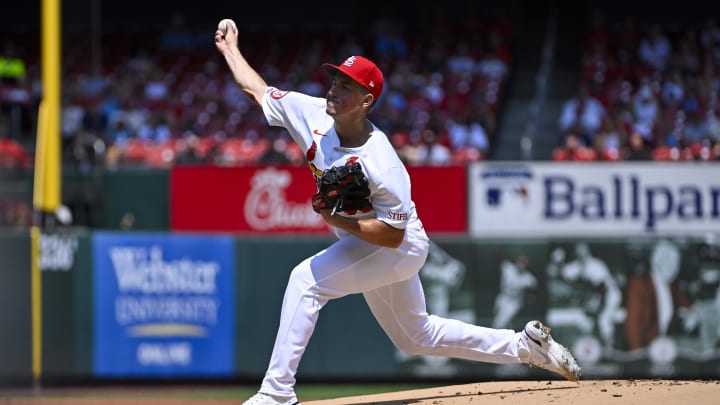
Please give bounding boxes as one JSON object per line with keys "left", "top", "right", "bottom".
{"left": 217, "top": 18, "right": 237, "bottom": 35}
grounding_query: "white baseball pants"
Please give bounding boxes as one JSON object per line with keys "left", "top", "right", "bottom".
{"left": 259, "top": 235, "right": 525, "bottom": 397}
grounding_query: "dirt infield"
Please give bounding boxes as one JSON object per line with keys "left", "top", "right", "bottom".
{"left": 2, "top": 379, "right": 718, "bottom": 404}
{"left": 305, "top": 379, "right": 719, "bottom": 404}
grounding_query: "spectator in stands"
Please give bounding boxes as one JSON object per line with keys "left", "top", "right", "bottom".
{"left": 73, "top": 101, "right": 108, "bottom": 170}
{"left": 632, "top": 83, "right": 659, "bottom": 132}
{"left": 708, "top": 102, "right": 720, "bottom": 142}
{"left": 712, "top": 140, "right": 720, "bottom": 160}
{"left": 106, "top": 117, "right": 133, "bottom": 148}
{"left": 476, "top": 46, "right": 508, "bottom": 82}
{"left": 0, "top": 41, "right": 26, "bottom": 85}
{"left": 592, "top": 118, "right": 622, "bottom": 161}
{"left": 553, "top": 132, "right": 597, "bottom": 161}
{"left": 104, "top": 118, "right": 134, "bottom": 168}
{"left": 115, "top": 97, "right": 149, "bottom": 137}
{"left": 681, "top": 80, "right": 704, "bottom": 117}
{"left": 174, "top": 134, "right": 210, "bottom": 165}
{"left": 420, "top": 72, "right": 445, "bottom": 107}
{"left": 61, "top": 92, "right": 85, "bottom": 160}
{"left": 77, "top": 67, "right": 109, "bottom": 101}
{"left": 446, "top": 111, "right": 489, "bottom": 157}
{"left": 651, "top": 134, "right": 681, "bottom": 161}
{"left": 638, "top": 24, "right": 672, "bottom": 72}
{"left": 137, "top": 110, "right": 172, "bottom": 143}
{"left": 447, "top": 42, "right": 477, "bottom": 76}
{"left": 415, "top": 128, "right": 452, "bottom": 166}
{"left": 127, "top": 47, "right": 155, "bottom": 75}
{"left": 683, "top": 110, "right": 711, "bottom": 146}
{"left": 660, "top": 68, "right": 685, "bottom": 109}
{"left": 389, "top": 127, "right": 414, "bottom": 165}
{"left": 100, "top": 83, "right": 125, "bottom": 126}
{"left": 558, "top": 85, "right": 607, "bottom": 146}
{"left": 144, "top": 68, "right": 170, "bottom": 108}
{"left": 0, "top": 117, "right": 30, "bottom": 169}
{"left": 623, "top": 131, "right": 652, "bottom": 161}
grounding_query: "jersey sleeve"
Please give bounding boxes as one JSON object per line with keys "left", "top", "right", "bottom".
{"left": 261, "top": 87, "right": 326, "bottom": 153}
{"left": 371, "top": 166, "right": 413, "bottom": 229}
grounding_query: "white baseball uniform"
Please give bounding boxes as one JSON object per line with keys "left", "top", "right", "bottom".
{"left": 257, "top": 87, "right": 527, "bottom": 397}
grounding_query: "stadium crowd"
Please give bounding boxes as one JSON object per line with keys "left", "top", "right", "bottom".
{"left": 0, "top": 13, "right": 511, "bottom": 170}
{"left": 2, "top": 12, "right": 720, "bottom": 170}
{"left": 552, "top": 15, "right": 720, "bottom": 161}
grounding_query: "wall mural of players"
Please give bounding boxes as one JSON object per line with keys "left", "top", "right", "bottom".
{"left": 396, "top": 235, "right": 720, "bottom": 379}
{"left": 491, "top": 254, "right": 538, "bottom": 330}
{"left": 545, "top": 241, "right": 624, "bottom": 367}
{"left": 547, "top": 235, "right": 720, "bottom": 378}
{"left": 396, "top": 241, "right": 547, "bottom": 379}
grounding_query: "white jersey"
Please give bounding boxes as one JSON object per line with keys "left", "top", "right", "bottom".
{"left": 261, "top": 87, "right": 427, "bottom": 246}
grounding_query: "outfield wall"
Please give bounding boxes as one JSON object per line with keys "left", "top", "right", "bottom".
{"left": 0, "top": 231, "right": 718, "bottom": 384}
{"left": 0, "top": 162, "right": 717, "bottom": 383}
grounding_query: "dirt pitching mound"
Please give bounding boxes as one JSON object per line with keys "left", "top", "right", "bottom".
{"left": 2, "top": 379, "right": 717, "bottom": 404}
{"left": 304, "top": 379, "right": 719, "bottom": 405}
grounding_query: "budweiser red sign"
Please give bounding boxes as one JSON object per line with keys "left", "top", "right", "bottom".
{"left": 170, "top": 165, "right": 466, "bottom": 234}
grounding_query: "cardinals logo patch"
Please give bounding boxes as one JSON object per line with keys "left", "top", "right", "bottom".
{"left": 270, "top": 89, "right": 289, "bottom": 99}
{"left": 306, "top": 141, "right": 317, "bottom": 162}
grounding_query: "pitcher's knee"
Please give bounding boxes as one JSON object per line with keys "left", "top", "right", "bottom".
{"left": 392, "top": 327, "right": 436, "bottom": 356}
{"left": 288, "top": 262, "right": 315, "bottom": 290}
{"left": 395, "top": 338, "right": 435, "bottom": 356}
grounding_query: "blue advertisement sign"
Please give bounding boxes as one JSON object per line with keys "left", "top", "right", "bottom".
{"left": 93, "top": 232, "right": 235, "bottom": 377}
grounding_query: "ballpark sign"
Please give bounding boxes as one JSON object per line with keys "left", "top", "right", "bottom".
{"left": 469, "top": 162, "right": 720, "bottom": 237}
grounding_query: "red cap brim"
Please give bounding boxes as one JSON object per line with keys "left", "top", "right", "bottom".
{"left": 323, "top": 62, "right": 373, "bottom": 95}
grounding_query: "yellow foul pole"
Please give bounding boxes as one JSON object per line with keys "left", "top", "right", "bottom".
{"left": 32, "top": 0, "right": 62, "bottom": 385}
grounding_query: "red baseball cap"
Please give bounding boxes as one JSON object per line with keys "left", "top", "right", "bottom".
{"left": 323, "top": 56, "right": 384, "bottom": 101}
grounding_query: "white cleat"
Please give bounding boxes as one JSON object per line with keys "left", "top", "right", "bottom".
{"left": 243, "top": 392, "right": 300, "bottom": 405}
{"left": 519, "top": 320, "right": 581, "bottom": 382}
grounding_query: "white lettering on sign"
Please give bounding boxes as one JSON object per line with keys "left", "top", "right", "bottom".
{"left": 244, "top": 167, "right": 325, "bottom": 230}
{"left": 137, "top": 342, "right": 191, "bottom": 366}
{"left": 109, "top": 246, "right": 219, "bottom": 294}
{"left": 40, "top": 234, "right": 78, "bottom": 271}
{"left": 470, "top": 163, "right": 720, "bottom": 237}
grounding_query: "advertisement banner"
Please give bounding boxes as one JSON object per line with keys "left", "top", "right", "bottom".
{"left": 170, "top": 165, "right": 466, "bottom": 234}
{"left": 469, "top": 162, "right": 720, "bottom": 237}
{"left": 171, "top": 166, "right": 325, "bottom": 233}
{"left": 93, "top": 232, "right": 235, "bottom": 377}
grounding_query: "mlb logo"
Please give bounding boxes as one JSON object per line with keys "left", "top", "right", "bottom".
{"left": 487, "top": 188, "right": 501, "bottom": 206}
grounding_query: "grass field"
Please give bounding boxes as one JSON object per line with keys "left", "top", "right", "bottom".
{"left": 0, "top": 383, "right": 444, "bottom": 402}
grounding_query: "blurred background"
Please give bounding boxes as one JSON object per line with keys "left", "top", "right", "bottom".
{"left": 0, "top": 0, "right": 719, "bottom": 389}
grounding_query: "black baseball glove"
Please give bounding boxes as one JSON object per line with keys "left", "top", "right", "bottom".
{"left": 312, "top": 162, "right": 372, "bottom": 215}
